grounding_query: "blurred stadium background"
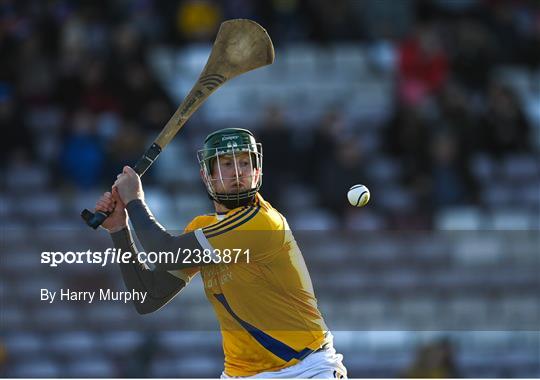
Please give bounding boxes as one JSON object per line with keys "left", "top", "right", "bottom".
{"left": 1, "top": 0, "right": 539, "bottom": 378}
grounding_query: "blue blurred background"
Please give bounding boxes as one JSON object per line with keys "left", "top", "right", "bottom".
{"left": 1, "top": 0, "right": 539, "bottom": 378}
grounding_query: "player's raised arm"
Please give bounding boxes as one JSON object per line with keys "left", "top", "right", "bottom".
{"left": 113, "top": 166, "right": 208, "bottom": 270}
{"left": 95, "top": 190, "right": 187, "bottom": 314}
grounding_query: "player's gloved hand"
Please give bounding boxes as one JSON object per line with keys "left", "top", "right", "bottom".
{"left": 95, "top": 188, "right": 128, "bottom": 233}
{"left": 113, "top": 166, "right": 145, "bottom": 205}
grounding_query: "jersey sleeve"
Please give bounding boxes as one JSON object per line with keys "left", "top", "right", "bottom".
{"left": 193, "top": 205, "right": 285, "bottom": 263}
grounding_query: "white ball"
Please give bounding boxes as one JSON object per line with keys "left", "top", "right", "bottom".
{"left": 348, "top": 184, "right": 370, "bottom": 207}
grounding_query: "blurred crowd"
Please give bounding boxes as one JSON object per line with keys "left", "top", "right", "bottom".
{"left": 1, "top": 3, "right": 539, "bottom": 377}
{"left": 256, "top": 0, "right": 539, "bottom": 226}
{"left": 1, "top": 0, "right": 539, "bottom": 228}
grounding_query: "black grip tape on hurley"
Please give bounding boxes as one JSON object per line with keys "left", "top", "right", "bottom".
{"left": 81, "top": 143, "right": 163, "bottom": 229}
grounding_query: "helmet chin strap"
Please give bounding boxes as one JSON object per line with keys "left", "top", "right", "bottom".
{"left": 209, "top": 190, "right": 257, "bottom": 209}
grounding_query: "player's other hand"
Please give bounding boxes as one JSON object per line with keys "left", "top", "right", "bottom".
{"left": 113, "top": 166, "right": 145, "bottom": 205}
{"left": 95, "top": 189, "right": 127, "bottom": 233}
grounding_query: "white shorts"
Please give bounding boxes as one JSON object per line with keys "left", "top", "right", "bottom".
{"left": 221, "top": 339, "right": 347, "bottom": 379}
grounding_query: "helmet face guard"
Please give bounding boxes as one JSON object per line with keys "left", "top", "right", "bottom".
{"left": 198, "top": 128, "right": 263, "bottom": 209}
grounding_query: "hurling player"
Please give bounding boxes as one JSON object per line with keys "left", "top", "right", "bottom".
{"left": 95, "top": 128, "right": 347, "bottom": 378}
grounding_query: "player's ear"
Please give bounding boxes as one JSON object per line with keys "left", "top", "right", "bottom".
{"left": 200, "top": 169, "right": 209, "bottom": 183}
{"left": 253, "top": 167, "right": 262, "bottom": 182}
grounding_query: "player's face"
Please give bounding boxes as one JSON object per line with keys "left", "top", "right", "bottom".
{"left": 210, "top": 152, "right": 259, "bottom": 194}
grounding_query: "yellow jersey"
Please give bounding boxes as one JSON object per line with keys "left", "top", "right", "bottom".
{"left": 178, "top": 194, "right": 329, "bottom": 376}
